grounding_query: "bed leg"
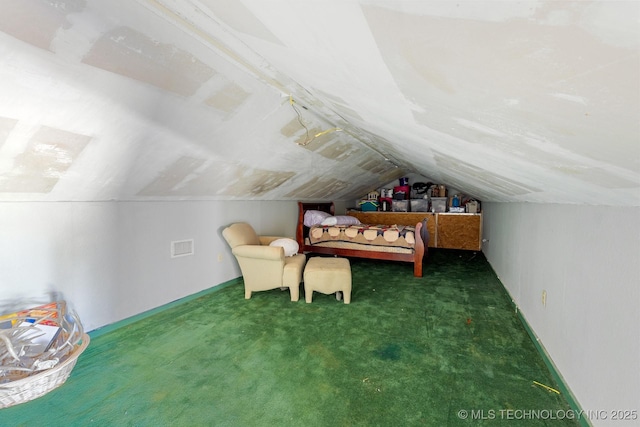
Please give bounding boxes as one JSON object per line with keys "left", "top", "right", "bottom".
{"left": 414, "top": 220, "right": 425, "bottom": 277}
{"left": 414, "top": 262, "right": 423, "bottom": 277}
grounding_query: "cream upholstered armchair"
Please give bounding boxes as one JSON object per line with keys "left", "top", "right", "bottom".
{"left": 222, "top": 222, "right": 307, "bottom": 301}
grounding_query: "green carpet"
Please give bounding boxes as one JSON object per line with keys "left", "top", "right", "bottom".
{"left": 2, "top": 251, "right": 580, "bottom": 426}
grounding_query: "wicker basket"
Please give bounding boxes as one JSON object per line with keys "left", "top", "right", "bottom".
{"left": 0, "top": 333, "right": 90, "bottom": 408}
{"left": 0, "top": 301, "right": 89, "bottom": 408}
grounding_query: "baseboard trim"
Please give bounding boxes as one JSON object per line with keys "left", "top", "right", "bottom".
{"left": 511, "top": 300, "right": 591, "bottom": 427}
{"left": 88, "top": 277, "right": 242, "bottom": 339}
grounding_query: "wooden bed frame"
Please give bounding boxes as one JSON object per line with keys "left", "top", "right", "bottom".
{"left": 296, "top": 201, "right": 426, "bottom": 277}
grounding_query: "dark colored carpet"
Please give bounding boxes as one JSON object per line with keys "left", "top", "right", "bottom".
{"left": 2, "top": 250, "right": 579, "bottom": 426}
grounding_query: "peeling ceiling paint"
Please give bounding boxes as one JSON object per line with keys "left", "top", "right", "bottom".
{"left": 0, "top": 126, "right": 90, "bottom": 193}
{"left": 83, "top": 26, "right": 216, "bottom": 97}
{"left": 0, "top": 0, "right": 86, "bottom": 51}
{"left": 204, "top": 83, "right": 250, "bottom": 114}
{"left": 0, "top": 0, "right": 638, "bottom": 205}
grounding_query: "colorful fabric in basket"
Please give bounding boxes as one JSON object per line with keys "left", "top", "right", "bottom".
{"left": 0, "top": 302, "right": 66, "bottom": 327}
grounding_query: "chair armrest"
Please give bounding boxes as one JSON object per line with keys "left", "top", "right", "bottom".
{"left": 233, "top": 245, "right": 284, "bottom": 261}
{"left": 259, "top": 236, "right": 290, "bottom": 246}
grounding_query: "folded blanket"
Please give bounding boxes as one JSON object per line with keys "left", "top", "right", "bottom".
{"left": 308, "top": 224, "right": 416, "bottom": 250}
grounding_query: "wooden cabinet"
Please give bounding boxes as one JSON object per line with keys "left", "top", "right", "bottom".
{"left": 436, "top": 214, "right": 482, "bottom": 251}
{"left": 346, "top": 210, "right": 482, "bottom": 251}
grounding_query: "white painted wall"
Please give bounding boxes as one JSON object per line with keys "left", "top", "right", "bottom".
{"left": 482, "top": 202, "right": 640, "bottom": 426}
{"left": 0, "top": 200, "right": 299, "bottom": 331}
{"left": 4, "top": 198, "right": 638, "bottom": 423}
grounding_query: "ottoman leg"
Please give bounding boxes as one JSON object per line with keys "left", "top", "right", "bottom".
{"left": 305, "top": 284, "right": 313, "bottom": 303}
{"left": 290, "top": 284, "right": 299, "bottom": 302}
{"left": 343, "top": 290, "right": 351, "bottom": 304}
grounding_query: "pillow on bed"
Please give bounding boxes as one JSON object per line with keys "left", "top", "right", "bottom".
{"left": 269, "top": 238, "right": 299, "bottom": 257}
{"left": 320, "top": 215, "right": 362, "bottom": 226}
{"left": 303, "top": 210, "right": 331, "bottom": 227}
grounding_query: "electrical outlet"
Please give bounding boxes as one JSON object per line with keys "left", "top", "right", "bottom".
{"left": 217, "top": 253, "right": 223, "bottom": 262}
{"left": 542, "top": 290, "right": 547, "bottom": 307}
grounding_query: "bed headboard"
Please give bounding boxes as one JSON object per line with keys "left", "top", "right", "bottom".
{"left": 296, "top": 201, "right": 335, "bottom": 249}
{"left": 298, "top": 201, "right": 335, "bottom": 216}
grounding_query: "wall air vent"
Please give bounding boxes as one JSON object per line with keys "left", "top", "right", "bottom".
{"left": 171, "top": 239, "right": 194, "bottom": 258}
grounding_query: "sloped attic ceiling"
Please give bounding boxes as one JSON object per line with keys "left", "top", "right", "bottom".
{"left": 0, "top": 0, "right": 638, "bottom": 205}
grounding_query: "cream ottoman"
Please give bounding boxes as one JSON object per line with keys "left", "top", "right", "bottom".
{"left": 304, "top": 257, "right": 352, "bottom": 304}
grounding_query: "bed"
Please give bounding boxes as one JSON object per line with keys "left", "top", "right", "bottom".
{"left": 296, "top": 202, "right": 428, "bottom": 277}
